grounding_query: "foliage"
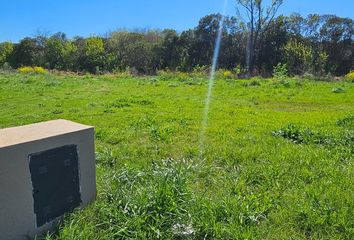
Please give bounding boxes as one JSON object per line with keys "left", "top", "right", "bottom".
{"left": 0, "top": 13, "right": 353, "bottom": 76}
{"left": 33, "top": 66, "right": 48, "bottom": 74}
{"left": 112, "top": 68, "right": 133, "bottom": 78}
{"left": 0, "top": 42, "right": 14, "bottom": 66}
{"left": 235, "top": 0, "right": 284, "bottom": 73}
{"left": 215, "top": 69, "right": 234, "bottom": 79}
{"left": 17, "top": 66, "right": 34, "bottom": 74}
{"left": 345, "top": 71, "right": 354, "bottom": 81}
{"left": 10, "top": 37, "right": 45, "bottom": 68}
{"left": 273, "top": 124, "right": 326, "bottom": 144}
{"left": 233, "top": 64, "right": 247, "bottom": 76}
{"left": 273, "top": 63, "right": 288, "bottom": 79}
{"left": 284, "top": 39, "right": 314, "bottom": 75}
{"left": 312, "top": 49, "right": 329, "bottom": 76}
{"left": 82, "top": 37, "right": 105, "bottom": 73}
{"left": 17, "top": 66, "right": 48, "bottom": 74}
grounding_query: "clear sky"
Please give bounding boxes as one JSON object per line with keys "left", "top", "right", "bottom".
{"left": 1, "top": 0, "right": 353, "bottom": 42}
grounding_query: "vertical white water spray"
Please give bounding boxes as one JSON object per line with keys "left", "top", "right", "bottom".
{"left": 199, "top": 0, "right": 228, "bottom": 158}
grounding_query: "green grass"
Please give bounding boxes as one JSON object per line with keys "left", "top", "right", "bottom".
{"left": 0, "top": 73, "right": 353, "bottom": 239}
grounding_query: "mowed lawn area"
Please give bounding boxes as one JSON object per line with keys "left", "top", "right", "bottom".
{"left": 0, "top": 73, "right": 353, "bottom": 239}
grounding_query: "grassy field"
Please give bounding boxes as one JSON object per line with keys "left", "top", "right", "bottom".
{"left": 0, "top": 73, "right": 353, "bottom": 239}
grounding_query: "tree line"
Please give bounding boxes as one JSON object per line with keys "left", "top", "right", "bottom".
{"left": 0, "top": 13, "right": 353, "bottom": 76}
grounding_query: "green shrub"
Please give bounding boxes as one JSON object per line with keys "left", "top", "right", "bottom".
{"left": 156, "top": 69, "right": 174, "bottom": 80}
{"left": 273, "top": 124, "right": 314, "bottom": 144}
{"left": 192, "top": 65, "right": 208, "bottom": 77}
{"left": 233, "top": 64, "right": 246, "bottom": 76}
{"left": 273, "top": 124, "right": 352, "bottom": 147}
{"left": 273, "top": 63, "right": 288, "bottom": 79}
{"left": 273, "top": 124, "right": 331, "bottom": 145}
{"left": 113, "top": 68, "right": 132, "bottom": 78}
{"left": 332, "top": 87, "right": 345, "bottom": 93}
{"left": 0, "top": 42, "right": 13, "bottom": 66}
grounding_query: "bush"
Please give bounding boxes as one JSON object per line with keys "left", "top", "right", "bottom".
{"left": 344, "top": 71, "right": 354, "bottom": 82}
{"left": 233, "top": 64, "right": 246, "bottom": 76}
{"left": 157, "top": 70, "right": 194, "bottom": 82}
{"left": 244, "top": 79, "right": 261, "bottom": 87}
{"left": 113, "top": 67, "right": 133, "bottom": 78}
{"left": 17, "top": 66, "right": 48, "bottom": 74}
{"left": 272, "top": 124, "right": 326, "bottom": 144}
{"left": 17, "top": 66, "right": 34, "bottom": 74}
{"left": 222, "top": 70, "right": 233, "bottom": 79}
{"left": 284, "top": 39, "right": 313, "bottom": 75}
{"left": 216, "top": 69, "right": 234, "bottom": 79}
{"left": 192, "top": 65, "right": 208, "bottom": 76}
{"left": 273, "top": 63, "right": 288, "bottom": 79}
{"left": 0, "top": 62, "right": 13, "bottom": 72}
{"left": 273, "top": 124, "right": 309, "bottom": 144}
{"left": 156, "top": 69, "right": 176, "bottom": 81}
{"left": 33, "top": 66, "right": 47, "bottom": 74}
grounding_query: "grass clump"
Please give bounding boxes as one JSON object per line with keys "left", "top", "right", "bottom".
{"left": 49, "top": 159, "right": 194, "bottom": 239}
{"left": 332, "top": 87, "right": 345, "bottom": 93}
{"left": 337, "top": 115, "right": 354, "bottom": 129}
{"left": 272, "top": 124, "right": 334, "bottom": 145}
{"left": 273, "top": 123, "right": 353, "bottom": 149}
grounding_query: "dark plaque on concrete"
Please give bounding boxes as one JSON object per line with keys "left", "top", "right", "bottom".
{"left": 28, "top": 145, "right": 82, "bottom": 227}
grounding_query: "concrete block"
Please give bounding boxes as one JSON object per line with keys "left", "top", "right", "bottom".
{"left": 0, "top": 119, "right": 96, "bottom": 240}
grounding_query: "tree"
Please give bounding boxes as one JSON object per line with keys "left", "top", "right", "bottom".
{"left": 284, "top": 39, "right": 313, "bottom": 75}
{"left": 159, "top": 29, "right": 180, "bottom": 70}
{"left": 82, "top": 37, "right": 105, "bottom": 73}
{"left": 178, "top": 14, "right": 243, "bottom": 71}
{"left": 9, "top": 37, "right": 44, "bottom": 68}
{"left": 285, "top": 13, "right": 305, "bottom": 37}
{"left": 0, "top": 42, "right": 13, "bottom": 66}
{"left": 107, "top": 31, "right": 158, "bottom": 74}
{"left": 258, "top": 15, "right": 288, "bottom": 75}
{"left": 319, "top": 15, "right": 353, "bottom": 75}
{"left": 44, "top": 33, "right": 67, "bottom": 69}
{"left": 0, "top": 11, "right": 352, "bottom": 76}
{"left": 218, "top": 16, "right": 245, "bottom": 70}
{"left": 61, "top": 41, "right": 78, "bottom": 71}
{"left": 235, "top": 0, "right": 283, "bottom": 74}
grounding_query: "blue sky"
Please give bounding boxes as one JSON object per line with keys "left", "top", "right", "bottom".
{"left": 1, "top": 0, "right": 353, "bottom": 42}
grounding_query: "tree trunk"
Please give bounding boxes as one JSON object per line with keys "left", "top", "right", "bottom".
{"left": 246, "top": 33, "right": 255, "bottom": 75}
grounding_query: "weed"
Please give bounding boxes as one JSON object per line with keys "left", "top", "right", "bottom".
{"left": 244, "top": 79, "right": 261, "bottom": 87}
{"left": 332, "top": 87, "right": 345, "bottom": 93}
{"left": 337, "top": 115, "right": 354, "bottom": 129}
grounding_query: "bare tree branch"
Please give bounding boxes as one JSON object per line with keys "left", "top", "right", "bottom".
{"left": 235, "top": 0, "right": 283, "bottom": 73}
